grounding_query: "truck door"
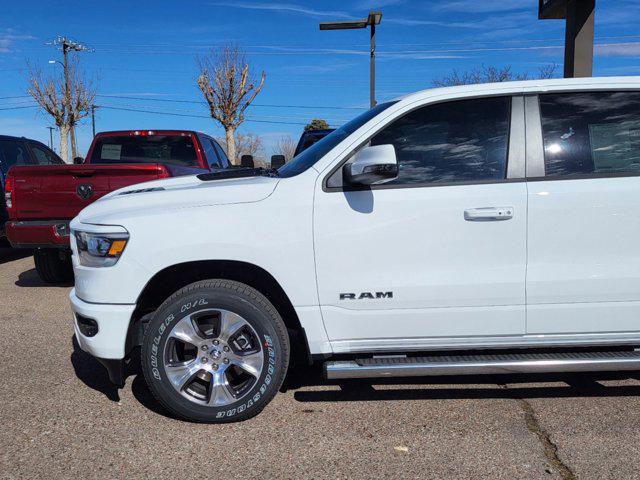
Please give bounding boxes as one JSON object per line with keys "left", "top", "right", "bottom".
{"left": 526, "top": 90, "right": 640, "bottom": 335}
{"left": 313, "top": 95, "right": 528, "bottom": 349}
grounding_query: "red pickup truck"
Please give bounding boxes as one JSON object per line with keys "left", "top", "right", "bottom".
{"left": 5, "top": 130, "right": 231, "bottom": 283}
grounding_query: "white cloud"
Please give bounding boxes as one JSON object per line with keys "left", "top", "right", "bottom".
{"left": 386, "top": 11, "right": 533, "bottom": 30}
{"left": 353, "top": 0, "right": 404, "bottom": 9}
{"left": 430, "top": 0, "right": 531, "bottom": 13}
{"left": 0, "top": 30, "right": 35, "bottom": 53}
{"left": 595, "top": 42, "right": 640, "bottom": 57}
{"left": 209, "top": 2, "right": 355, "bottom": 19}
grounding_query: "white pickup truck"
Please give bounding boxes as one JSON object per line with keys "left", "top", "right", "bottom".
{"left": 70, "top": 77, "right": 640, "bottom": 423}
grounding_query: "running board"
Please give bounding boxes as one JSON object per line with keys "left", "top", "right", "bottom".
{"left": 324, "top": 351, "right": 640, "bottom": 380}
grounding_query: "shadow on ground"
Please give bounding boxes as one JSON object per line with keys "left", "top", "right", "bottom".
{"left": 15, "top": 267, "right": 73, "bottom": 288}
{"left": 70, "top": 336, "right": 121, "bottom": 402}
{"left": 69, "top": 335, "right": 640, "bottom": 419}
{"left": 0, "top": 246, "right": 32, "bottom": 265}
{"left": 290, "top": 369, "right": 640, "bottom": 403}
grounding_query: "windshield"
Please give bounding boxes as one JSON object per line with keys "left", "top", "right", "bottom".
{"left": 90, "top": 135, "right": 198, "bottom": 167}
{"left": 278, "top": 101, "right": 398, "bottom": 178}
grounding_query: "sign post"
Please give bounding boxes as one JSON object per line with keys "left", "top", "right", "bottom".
{"left": 539, "top": 0, "right": 596, "bottom": 78}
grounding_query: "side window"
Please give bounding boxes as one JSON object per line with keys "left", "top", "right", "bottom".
{"left": 213, "top": 141, "right": 230, "bottom": 168}
{"left": 200, "top": 137, "right": 221, "bottom": 168}
{"left": 30, "top": 142, "right": 62, "bottom": 165}
{"left": 368, "top": 96, "right": 511, "bottom": 186}
{"left": 540, "top": 91, "right": 640, "bottom": 177}
{"left": 0, "top": 140, "right": 31, "bottom": 175}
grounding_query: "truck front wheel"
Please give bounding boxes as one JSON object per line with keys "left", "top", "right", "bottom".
{"left": 34, "top": 248, "right": 73, "bottom": 284}
{"left": 141, "top": 279, "right": 290, "bottom": 423}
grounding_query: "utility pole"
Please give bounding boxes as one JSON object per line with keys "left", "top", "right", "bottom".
{"left": 52, "top": 36, "right": 89, "bottom": 159}
{"left": 91, "top": 105, "right": 97, "bottom": 137}
{"left": 46, "top": 126, "right": 55, "bottom": 149}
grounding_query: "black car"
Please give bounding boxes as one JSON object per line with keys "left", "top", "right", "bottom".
{"left": 294, "top": 128, "right": 335, "bottom": 157}
{"left": 0, "top": 135, "right": 64, "bottom": 240}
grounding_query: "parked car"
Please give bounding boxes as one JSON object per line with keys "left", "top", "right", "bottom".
{"left": 5, "top": 130, "right": 230, "bottom": 282}
{"left": 294, "top": 128, "right": 334, "bottom": 156}
{"left": 70, "top": 77, "right": 640, "bottom": 423}
{"left": 1, "top": 135, "right": 65, "bottom": 242}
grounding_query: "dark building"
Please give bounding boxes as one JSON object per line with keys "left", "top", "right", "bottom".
{"left": 539, "top": 0, "right": 596, "bottom": 78}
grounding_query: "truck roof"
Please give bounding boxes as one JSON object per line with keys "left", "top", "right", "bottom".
{"left": 396, "top": 76, "right": 640, "bottom": 105}
{"left": 94, "top": 130, "right": 206, "bottom": 137}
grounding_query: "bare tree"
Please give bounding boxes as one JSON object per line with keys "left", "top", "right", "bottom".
{"left": 198, "top": 45, "right": 266, "bottom": 165}
{"left": 433, "top": 64, "right": 557, "bottom": 87}
{"left": 27, "top": 57, "right": 95, "bottom": 163}
{"left": 216, "top": 131, "right": 265, "bottom": 165}
{"left": 273, "top": 135, "right": 297, "bottom": 161}
{"left": 304, "top": 119, "right": 330, "bottom": 132}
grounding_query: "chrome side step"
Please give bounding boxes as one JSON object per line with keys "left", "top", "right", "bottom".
{"left": 325, "top": 351, "right": 640, "bottom": 380}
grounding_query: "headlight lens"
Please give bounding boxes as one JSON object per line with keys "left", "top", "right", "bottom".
{"left": 74, "top": 231, "right": 129, "bottom": 267}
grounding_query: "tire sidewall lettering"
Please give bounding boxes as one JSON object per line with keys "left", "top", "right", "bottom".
{"left": 147, "top": 298, "right": 278, "bottom": 420}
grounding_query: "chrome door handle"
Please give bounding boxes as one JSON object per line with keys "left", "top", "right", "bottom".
{"left": 464, "top": 207, "right": 514, "bottom": 221}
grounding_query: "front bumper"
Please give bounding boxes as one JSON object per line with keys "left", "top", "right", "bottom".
{"left": 70, "top": 288, "right": 136, "bottom": 360}
{"left": 7, "top": 220, "right": 71, "bottom": 248}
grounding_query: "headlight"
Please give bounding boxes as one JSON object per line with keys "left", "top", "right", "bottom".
{"left": 74, "top": 231, "right": 129, "bottom": 267}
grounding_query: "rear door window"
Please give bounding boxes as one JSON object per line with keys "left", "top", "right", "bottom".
{"left": 539, "top": 91, "right": 640, "bottom": 177}
{"left": 90, "top": 135, "right": 199, "bottom": 167}
{"left": 0, "top": 139, "right": 32, "bottom": 175}
{"left": 199, "top": 137, "right": 222, "bottom": 168}
{"left": 29, "top": 142, "right": 63, "bottom": 165}
{"left": 212, "top": 141, "right": 230, "bottom": 168}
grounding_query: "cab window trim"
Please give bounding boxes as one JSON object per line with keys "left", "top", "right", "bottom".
{"left": 322, "top": 94, "right": 521, "bottom": 192}
{"left": 526, "top": 90, "right": 640, "bottom": 181}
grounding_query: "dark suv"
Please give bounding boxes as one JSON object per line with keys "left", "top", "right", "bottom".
{"left": 0, "top": 135, "right": 64, "bottom": 240}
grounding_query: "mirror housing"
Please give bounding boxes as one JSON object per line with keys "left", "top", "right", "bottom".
{"left": 271, "top": 155, "right": 286, "bottom": 169}
{"left": 343, "top": 144, "right": 398, "bottom": 186}
{"left": 73, "top": 156, "right": 84, "bottom": 165}
{"left": 240, "top": 155, "right": 254, "bottom": 168}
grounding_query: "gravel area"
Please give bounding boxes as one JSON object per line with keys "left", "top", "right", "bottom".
{"left": 1, "top": 247, "right": 639, "bottom": 479}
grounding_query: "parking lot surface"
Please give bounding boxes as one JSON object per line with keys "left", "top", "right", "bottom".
{"left": 2, "top": 247, "right": 640, "bottom": 479}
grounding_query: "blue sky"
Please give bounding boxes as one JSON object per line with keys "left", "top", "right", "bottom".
{"left": 1, "top": 0, "right": 639, "bottom": 156}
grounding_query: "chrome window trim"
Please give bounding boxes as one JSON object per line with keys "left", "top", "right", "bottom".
{"left": 524, "top": 94, "right": 545, "bottom": 178}
{"left": 507, "top": 95, "right": 526, "bottom": 179}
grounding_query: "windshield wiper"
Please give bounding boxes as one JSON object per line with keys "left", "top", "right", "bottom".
{"left": 197, "top": 167, "right": 279, "bottom": 182}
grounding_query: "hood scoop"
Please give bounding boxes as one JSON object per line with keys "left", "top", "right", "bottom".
{"left": 198, "top": 167, "right": 279, "bottom": 182}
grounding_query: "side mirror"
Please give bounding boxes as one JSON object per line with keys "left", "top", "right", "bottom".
{"left": 343, "top": 144, "right": 398, "bottom": 186}
{"left": 271, "top": 155, "right": 286, "bottom": 169}
{"left": 240, "top": 155, "right": 254, "bottom": 168}
{"left": 73, "top": 156, "right": 84, "bottom": 165}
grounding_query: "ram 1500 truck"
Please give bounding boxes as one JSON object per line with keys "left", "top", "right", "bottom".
{"left": 6, "top": 130, "right": 230, "bottom": 283}
{"left": 70, "top": 77, "right": 640, "bottom": 423}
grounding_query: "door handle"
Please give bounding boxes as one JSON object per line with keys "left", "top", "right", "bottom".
{"left": 464, "top": 207, "right": 513, "bottom": 221}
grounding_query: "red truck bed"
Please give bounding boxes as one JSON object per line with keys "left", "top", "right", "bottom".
{"left": 5, "top": 130, "right": 221, "bottom": 249}
{"left": 6, "top": 163, "right": 170, "bottom": 246}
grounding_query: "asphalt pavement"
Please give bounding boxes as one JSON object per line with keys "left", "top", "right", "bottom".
{"left": 1, "top": 246, "right": 639, "bottom": 479}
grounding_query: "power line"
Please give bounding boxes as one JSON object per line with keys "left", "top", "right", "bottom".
{"left": 95, "top": 94, "right": 365, "bottom": 110}
{"left": 0, "top": 105, "right": 37, "bottom": 111}
{"left": 95, "top": 105, "right": 311, "bottom": 126}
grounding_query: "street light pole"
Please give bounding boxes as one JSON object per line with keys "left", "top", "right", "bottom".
{"left": 370, "top": 20, "right": 376, "bottom": 108}
{"left": 320, "top": 11, "right": 382, "bottom": 108}
{"left": 47, "top": 126, "right": 55, "bottom": 149}
{"left": 91, "top": 105, "right": 97, "bottom": 137}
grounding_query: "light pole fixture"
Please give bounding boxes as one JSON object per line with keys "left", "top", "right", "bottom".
{"left": 320, "top": 11, "right": 382, "bottom": 108}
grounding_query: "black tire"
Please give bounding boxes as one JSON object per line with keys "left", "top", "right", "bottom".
{"left": 141, "top": 279, "right": 290, "bottom": 423}
{"left": 34, "top": 248, "right": 73, "bottom": 284}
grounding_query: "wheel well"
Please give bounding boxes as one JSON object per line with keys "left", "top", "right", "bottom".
{"left": 130, "top": 260, "right": 310, "bottom": 367}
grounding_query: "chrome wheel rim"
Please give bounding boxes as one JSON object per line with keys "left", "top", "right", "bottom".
{"left": 163, "top": 309, "right": 264, "bottom": 407}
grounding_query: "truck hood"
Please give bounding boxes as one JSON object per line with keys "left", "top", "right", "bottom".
{"left": 75, "top": 174, "right": 279, "bottom": 226}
